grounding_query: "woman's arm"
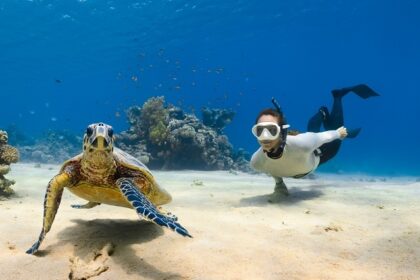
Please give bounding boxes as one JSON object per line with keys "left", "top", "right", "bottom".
{"left": 291, "top": 128, "right": 345, "bottom": 151}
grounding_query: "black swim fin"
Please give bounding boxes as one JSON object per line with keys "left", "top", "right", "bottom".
{"left": 347, "top": 127, "right": 361, "bottom": 139}
{"left": 332, "top": 84, "right": 380, "bottom": 99}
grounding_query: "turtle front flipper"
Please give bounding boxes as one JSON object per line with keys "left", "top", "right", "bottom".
{"left": 71, "top": 201, "right": 101, "bottom": 209}
{"left": 26, "top": 172, "right": 74, "bottom": 255}
{"left": 116, "top": 178, "right": 192, "bottom": 238}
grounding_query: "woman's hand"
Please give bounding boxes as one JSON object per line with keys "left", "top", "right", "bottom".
{"left": 337, "top": 126, "right": 348, "bottom": 139}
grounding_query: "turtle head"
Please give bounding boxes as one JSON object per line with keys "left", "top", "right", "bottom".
{"left": 83, "top": 123, "right": 114, "bottom": 154}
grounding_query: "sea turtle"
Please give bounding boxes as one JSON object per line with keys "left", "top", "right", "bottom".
{"left": 26, "top": 122, "right": 191, "bottom": 254}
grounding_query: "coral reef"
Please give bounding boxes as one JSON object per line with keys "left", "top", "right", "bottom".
{"left": 13, "top": 97, "right": 251, "bottom": 172}
{"left": 0, "top": 130, "right": 20, "bottom": 196}
{"left": 18, "top": 130, "right": 81, "bottom": 164}
{"left": 4, "top": 124, "right": 33, "bottom": 146}
{"left": 201, "top": 107, "right": 235, "bottom": 133}
{"left": 117, "top": 96, "right": 251, "bottom": 171}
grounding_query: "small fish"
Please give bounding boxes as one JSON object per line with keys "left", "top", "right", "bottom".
{"left": 131, "top": 76, "right": 138, "bottom": 82}
{"left": 215, "top": 68, "right": 224, "bottom": 74}
{"left": 51, "top": 117, "right": 57, "bottom": 122}
{"left": 55, "top": 79, "right": 62, "bottom": 83}
{"left": 115, "top": 111, "right": 121, "bottom": 118}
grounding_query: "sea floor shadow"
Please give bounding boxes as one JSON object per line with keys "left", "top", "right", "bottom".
{"left": 238, "top": 185, "right": 326, "bottom": 207}
{"left": 48, "top": 219, "right": 184, "bottom": 279}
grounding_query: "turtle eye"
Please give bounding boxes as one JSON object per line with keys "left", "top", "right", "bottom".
{"left": 86, "top": 126, "right": 94, "bottom": 136}
{"left": 108, "top": 128, "right": 114, "bottom": 138}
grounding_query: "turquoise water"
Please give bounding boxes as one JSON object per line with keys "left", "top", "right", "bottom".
{"left": 0, "top": 0, "right": 419, "bottom": 176}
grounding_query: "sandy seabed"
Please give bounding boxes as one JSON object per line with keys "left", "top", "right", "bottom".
{"left": 0, "top": 163, "right": 419, "bottom": 280}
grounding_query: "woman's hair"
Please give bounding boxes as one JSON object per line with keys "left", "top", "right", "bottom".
{"left": 255, "top": 108, "right": 300, "bottom": 135}
{"left": 255, "top": 108, "right": 284, "bottom": 125}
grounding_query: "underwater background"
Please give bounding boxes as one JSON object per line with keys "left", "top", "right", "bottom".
{"left": 0, "top": 0, "right": 418, "bottom": 176}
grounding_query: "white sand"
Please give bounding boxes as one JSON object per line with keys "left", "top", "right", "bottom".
{"left": 0, "top": 163, "right": 419, "bottom": 280}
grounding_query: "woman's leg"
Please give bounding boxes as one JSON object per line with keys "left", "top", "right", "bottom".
{"left": 317, "top": 91, "right": 346, "bottom": 164}
{"left": 267, "top": 177, "right": 289, "bottom": 203}
{"left": 315, "top": 85, "right": 378, "bottom": 164}
{"left": 307, "top": 106, "right": 329, "bottom": 132}
{"left": 324, "top": 90, "right": 346, "bottom": 130}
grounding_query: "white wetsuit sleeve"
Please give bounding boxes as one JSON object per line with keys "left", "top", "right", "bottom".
{"left": 292, "top": 130, "right": 341, "bottom": 152}
{"left": 250, "top": 148, "right": 265, "bottom": 171}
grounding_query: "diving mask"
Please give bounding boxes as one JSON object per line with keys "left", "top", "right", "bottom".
{"left": 252, "top": 122, "right": 290, "bottom": 141}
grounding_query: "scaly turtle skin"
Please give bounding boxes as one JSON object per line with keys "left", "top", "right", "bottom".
{"left": 26, "top": 123, "right": 191, "bottom": 255}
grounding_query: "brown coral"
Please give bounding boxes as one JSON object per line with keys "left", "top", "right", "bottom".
{"left": 0, "top": 144, "right": 19, "bottom": 164}
{"left": 0, "top": 164, "right": 11, "bottom": 175}
{"left": 0, "top": 130, "right": 8, "bottom": 145}
{"left": 0, "top": 176, "right": 15, "bottom": 196}
{"left": 0, "top": 130, "right": 19, "bottom": 197}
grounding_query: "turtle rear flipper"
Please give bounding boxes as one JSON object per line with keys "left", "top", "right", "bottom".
{"left": 71, "top": 201, "right": 101, "bottom": 209}
{"left": 116, "top": 178, "right": 192, "bottom": 238}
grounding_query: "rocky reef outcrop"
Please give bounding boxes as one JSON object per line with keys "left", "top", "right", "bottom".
{"left": 18, "top": 130, "right": 81, "bottom": 164}
{"left": 14, "top": 97, "right": 251, "bottom": 172}
{"left": 201, "top": 107, "right": 235, "bottom": 133}
{"left": 116, "top": 96, "right": 251, "bottom": 171}
{"left": 0, "top": 130, "right": 20, "bottom": 196}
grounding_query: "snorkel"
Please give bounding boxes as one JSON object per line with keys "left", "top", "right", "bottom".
{"left": 271, "top": 97, "right": 289, "bottom": 143}
{"left": 267, "top": 97, "right": 290, "bottom": 159}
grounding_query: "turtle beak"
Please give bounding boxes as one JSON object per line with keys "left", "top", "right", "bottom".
{"left": 92, "top": 126, "right": 109, "bottom": 149}
{"left": 87, "top": 123, "right": 113, "bottom": 151}
{"left": 91, "top": 136, "right": 109, "bottom": 149}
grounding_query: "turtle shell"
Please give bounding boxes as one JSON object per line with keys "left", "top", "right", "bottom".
{"left": 113, "top": 147, "right": 150, "bottom": 172}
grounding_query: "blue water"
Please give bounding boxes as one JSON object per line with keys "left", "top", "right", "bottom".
{"left": 0, "top": 0, "right": 419, "bottom": 176}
